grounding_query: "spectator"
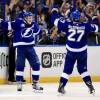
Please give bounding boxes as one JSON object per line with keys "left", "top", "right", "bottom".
{"left": 37, "top": 3, "right": 47, "bottom": 30}
{"left": 60, "top": 1, "right": 70, "bottom": 17}
{"left": 38, "top": 29, "right": 52, "bottom": 45}
{"left": 85, "top": 2, "right": 95, "bottom": 22}
{"left": 84, "top": 2, "right": 97, "bottom": 45}
{"left": 92, "top": 7, "right": 100, "bottom": 44}
{"left": 7, "top": 30, "right": 16, "bottom": 84}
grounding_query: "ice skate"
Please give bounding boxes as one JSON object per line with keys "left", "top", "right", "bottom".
{"left": 32, "top": 81, "right": 43, "bottom": 93}
{"left": 86, "top": 82, "right": 95, "bottom": 95}
{"left": 58, "top": 83, "right": 66, "bottom": 94}
{"left": 88, "top": 85, "right": 95, "bottom": 95}
{"left": 17, "top": 81, "right": 22, "bottom": 91}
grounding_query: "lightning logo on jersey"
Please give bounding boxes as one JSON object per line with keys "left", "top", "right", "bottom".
{"left": 0, "top": 18, "right": 41, "bottom": 47}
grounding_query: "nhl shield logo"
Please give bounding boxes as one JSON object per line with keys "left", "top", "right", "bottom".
{"left": 41, "top": 52, "right": 52, "bottom": 68}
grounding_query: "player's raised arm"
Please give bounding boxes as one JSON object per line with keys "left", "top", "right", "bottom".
{"left": 0, "top": 18, "right": 10, "bottom": 30}
{"left": 54, "top": 17, "right": 67, "bottom": 31}
{"left": 51, "top": 15, "right": 68, "bottom": 39}
{"left": 87, "top": 23, "right": 100, "bottom": 34}
{"left": 33, "top": 22, "right": 42, "bottom": 35}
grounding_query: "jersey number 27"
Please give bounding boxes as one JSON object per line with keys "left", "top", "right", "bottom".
{"left": 68, "top": 29, "right": 84, "bottom": 42}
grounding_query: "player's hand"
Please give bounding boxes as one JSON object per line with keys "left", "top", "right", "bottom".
{"left": 50, "top": 26, "right": 58, "bottom": 39}
{"left": 50, "top": 32, "right": 58, "bottom": 39}
{"left": 7, "top": 30, "right": 13, "bottom": 38}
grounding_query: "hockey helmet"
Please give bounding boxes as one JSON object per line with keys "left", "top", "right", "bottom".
{"left": 70, "top": 10, "right": 81, "bottom": 21}
{"left": 23, "top": 12, "right": 33, "bottom": 18}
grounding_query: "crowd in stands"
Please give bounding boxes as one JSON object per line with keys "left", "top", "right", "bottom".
{"left": 0, "top": 0, "right": 100, "bottom": 45}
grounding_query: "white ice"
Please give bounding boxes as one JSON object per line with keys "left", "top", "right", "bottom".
{"left": 0, "top": 82, "right": 100, "bottom": 100}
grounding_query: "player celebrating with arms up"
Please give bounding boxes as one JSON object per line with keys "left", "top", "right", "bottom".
{"left": 52, "top": 10, "right": 100, "bottom": 95}
{"left": 0, "top": 12, "right": 43, "bottom": 92}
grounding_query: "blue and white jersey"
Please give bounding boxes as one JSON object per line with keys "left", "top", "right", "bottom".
{"left": 54, "top": 18, "right": 99, "bottom": 52}
{"left": 0, "top": 18, "right": 41, "bottom": 47}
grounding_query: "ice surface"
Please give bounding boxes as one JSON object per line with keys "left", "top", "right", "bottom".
{"left": 0, "top": 82, "right": 100, "bottom": 100}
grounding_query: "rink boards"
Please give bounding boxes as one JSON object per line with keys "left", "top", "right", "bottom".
{"left": 0, "top": 46, "right": 100, "bottom": 84}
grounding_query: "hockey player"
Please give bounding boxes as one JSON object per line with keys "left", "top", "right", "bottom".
{"left": 0, "top": 12, "right": 43, "bottom": 91}
{"left": 52, "top": 10, "right": 100, "bottom": 95}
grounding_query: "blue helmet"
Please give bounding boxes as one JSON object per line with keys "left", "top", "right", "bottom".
{"left": 23, "top": 12, "right": 33, "bottom": 18}
{"left": 70, "top": 10, "right": 81, "bottom": 21}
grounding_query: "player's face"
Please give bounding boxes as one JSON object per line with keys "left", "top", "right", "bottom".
{"left": 25, "top": 16, "right": 33, "bottom": 24}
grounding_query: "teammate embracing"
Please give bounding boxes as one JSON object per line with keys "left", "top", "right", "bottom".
{"left": 52, "top": 10, "right": 100, "bottom": 95}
